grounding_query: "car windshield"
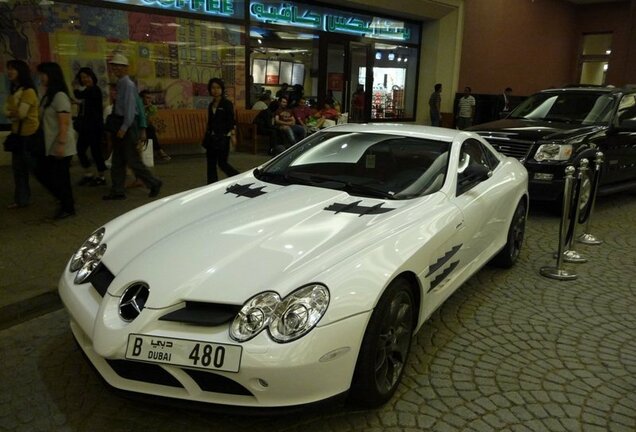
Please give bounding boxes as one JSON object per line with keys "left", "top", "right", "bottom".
{"left": 508, "top": 92, "right": 615, "bottom": 125}
{"left": 254, "top": 132, "right": 450, "bottom": 200}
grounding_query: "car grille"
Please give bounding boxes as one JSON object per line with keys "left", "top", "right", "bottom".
{"left": 86, "top": 263, "right": 114, "bottom": 297}
{"left": 481, "top": 138, "right": 534, "bottom": 160}
{"left": 106, "top": 359, "right": 253, "bottom": 396}
{"left": 159, "top": 302, "right": 241, "bottom": 326}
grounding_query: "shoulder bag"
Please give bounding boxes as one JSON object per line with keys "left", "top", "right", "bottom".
{"left": 4, "top": 120, "right": 23, "bottom": 152}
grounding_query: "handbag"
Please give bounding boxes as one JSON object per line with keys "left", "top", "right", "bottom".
{"left": 104, "top": 114, "right": 124, "bottom": 134}
{"left": 3, "top": 120, "right": 23, "bottom": 152}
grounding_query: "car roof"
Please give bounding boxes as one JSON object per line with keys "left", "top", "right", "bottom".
{"left": 539, "top": 86, "right": 635, "bottom": 95}
{"left": 325, "top": 123, "right": 462, "bottom": 142}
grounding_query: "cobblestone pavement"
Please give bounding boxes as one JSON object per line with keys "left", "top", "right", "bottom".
{"left": 1, "top": 159, "right": 635, "bottom": 431}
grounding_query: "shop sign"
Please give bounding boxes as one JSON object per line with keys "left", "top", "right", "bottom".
{"left": 103, "top": 0, "right": 239, "bottom": 17}
{"left": 249, "top": 1, "right": 416, "bottom": 43}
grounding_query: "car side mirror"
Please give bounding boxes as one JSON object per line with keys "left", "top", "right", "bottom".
{"left": 457, "top": 164, "right": 491, "bottom": 195}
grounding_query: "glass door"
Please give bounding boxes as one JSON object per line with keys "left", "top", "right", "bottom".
{"left": 319, "top": 37, "right": 372, "bottom": 123}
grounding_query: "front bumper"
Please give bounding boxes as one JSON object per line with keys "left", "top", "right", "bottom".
{"left": 526, "top": 161, "right": 569, "bottom": 202}
{"left": 59, "top": 270, "right": 370, "bottom": 408}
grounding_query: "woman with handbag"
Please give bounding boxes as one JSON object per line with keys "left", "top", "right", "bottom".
{"left": 73, "top": 67, "right": 107, "bottom": 186}
{"left": 4, "top": 59, "right": 40, "bottom": 209}
{"left": 203, "top": 77, "right": 238, "bottom": 184}
{"left": 36, "top": 62, "right": 77, "bottom": 219}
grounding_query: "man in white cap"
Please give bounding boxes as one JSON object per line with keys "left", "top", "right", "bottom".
{"left": 103, "top": 52, "right": 162, "bottom": 200}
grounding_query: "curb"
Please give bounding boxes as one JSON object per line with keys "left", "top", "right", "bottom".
{"left": 0, "top": 291, "right": 63, "bottom": 330}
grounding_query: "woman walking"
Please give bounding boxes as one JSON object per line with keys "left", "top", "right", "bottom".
{"left": 5, "top": 59, "right": 40, "bottom": 209}
{"left": 73, "top": 67, "right": 107, "bottom": 186}
{"left": 36, "top": 62, "right": 77, "bottom": 219}
{"left": 203, "top": 77, "right": 238, "bottom": 184}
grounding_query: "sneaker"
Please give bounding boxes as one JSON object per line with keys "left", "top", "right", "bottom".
{"left": 89, "top": 177, "right": 107, "bottom": 186}
{"left": 148, "top": 181, "right": 162, "bottom": 198}
{"left": 102, "top": 193, "right": 126, "bottom": 200}
{"left": 78, "top": 175, "right": 94, "bottom": 186}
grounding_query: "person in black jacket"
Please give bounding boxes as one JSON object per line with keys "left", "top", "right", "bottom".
{"left": 204, "top": 78, "right": 239, "bottom": 184}
{"left": 73, "top": 67, "right": 107, "bottom": 186}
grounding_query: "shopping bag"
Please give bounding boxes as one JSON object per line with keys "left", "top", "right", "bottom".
{"left": 141, "top": 139, "right": 154, "bottom": 167}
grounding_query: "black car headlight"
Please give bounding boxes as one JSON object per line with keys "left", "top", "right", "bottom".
{"left": 230, "top": 284, "right": 330, "bottom": 343}
{"left": 69, "top": 227, "right": 107, "bottom": 284}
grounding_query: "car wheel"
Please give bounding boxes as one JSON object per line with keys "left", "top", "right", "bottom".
{"left": 491, "top": 199, "right": 527, "bottom": 268}
{"left": 348, "top": 278, "right": 415, "bottom": 408}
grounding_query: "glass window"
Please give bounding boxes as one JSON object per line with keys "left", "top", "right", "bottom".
{"left": 0, "top": 2, "right": 246, "bottom": 115}
{"left": 368, "top": 44, "right": 418, "bottom": 120}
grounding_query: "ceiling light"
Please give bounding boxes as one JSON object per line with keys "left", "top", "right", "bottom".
{"left": 375, "top": 52, "right": 382, "bottom": 60}
{"left": 388, "top": 52, "right": 395, "bottom": 61}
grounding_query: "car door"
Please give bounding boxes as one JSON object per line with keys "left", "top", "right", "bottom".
{"left": 597, "top": 93, "right": 636, "bottom": 185}
{"left": 451, "top": 138, "right": 511, "bottom": 272}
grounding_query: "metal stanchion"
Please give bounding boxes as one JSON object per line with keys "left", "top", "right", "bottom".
{"left": 578, "top": 151, "right": 604, "bottom": 245}
{"left": 541, "top": 166, "right": 577, "bottom": 280}
{"left": 561, "top": 158, "right": 588, "bottom": 263}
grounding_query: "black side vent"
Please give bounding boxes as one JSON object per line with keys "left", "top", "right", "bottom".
{"left": 106, "top": 359, "right": 182, "bottom": 388}
{"left": 325, "top": 200, "right": 395, "bottom": 216}
{"left": 225, "top": 183, "right": 267, "bottom": 198}
{"left": 87, "top": 263, "right": 114, "bottom": 297}
{"left": 183, "top": 368, "right": 253, "bottom": 396}
{"left": 159, "top": 302, "right": 241, "bottom": 326}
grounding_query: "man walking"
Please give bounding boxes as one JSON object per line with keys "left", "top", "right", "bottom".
{"left": 103, "top": 53, "right": 162, "bottom": 200}
{"left": 429, "top": 83, "right": 442, "bottom": 126}
{"left": 456, "top": 86, "right": 476, "bottom": 130}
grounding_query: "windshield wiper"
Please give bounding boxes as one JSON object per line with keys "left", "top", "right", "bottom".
{"left": 300, "top": 174, "right": 393, "bottom": 199}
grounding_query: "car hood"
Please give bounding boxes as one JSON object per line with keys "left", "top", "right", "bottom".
{"left": 102, "top": 174, "right": 438, "bottom": 308}
{"left": 469, "top": 118, "right": 604, "bottom": 142}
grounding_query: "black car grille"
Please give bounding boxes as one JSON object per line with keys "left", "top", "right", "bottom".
{"left": 107, "top": 359, "right": 182, "bottom": 387}
{"left": 86, "top": 263, "right": 114, "bottom": 297}
{"left": 482, "top": 138, "right": 534, "bottom": 160}
{"left": 159, "top": 302, "right": 241, "bottom": 326}
{"left": 106, "top": 359, "right": 254, "bottom": 396}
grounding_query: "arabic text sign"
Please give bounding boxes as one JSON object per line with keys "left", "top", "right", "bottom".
{"left": 249, "top": 1, "right": 417, "bottom": 43}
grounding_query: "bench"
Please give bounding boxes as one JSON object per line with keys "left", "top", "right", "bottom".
{"left": 152, "top": 109, "right": 208, "bottom": 146}
{"left": 235, "top": 109, "right": 269, "bottom": 154}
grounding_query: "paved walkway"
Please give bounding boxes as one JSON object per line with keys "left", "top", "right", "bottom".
{"left": 0, "top": 151, "right": 269, "bottom": 325}
{"left": 0, "top": 151, "right": 635, "bottom": 431}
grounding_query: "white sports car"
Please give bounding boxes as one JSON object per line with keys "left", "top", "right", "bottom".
{"left": 59, "top": 124, "right": 528, "bottom": 409}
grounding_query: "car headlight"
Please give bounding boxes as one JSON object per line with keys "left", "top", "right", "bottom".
{"left": 534, "top": 143, "right": 573, "bottom": 161}
{"left": 69, "top": 227, "right": 107, "bottom": 284}
{"left": 230, "top": 284, "right": 330, "bottom": 343}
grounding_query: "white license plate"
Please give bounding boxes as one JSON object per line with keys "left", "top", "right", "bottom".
{"left": 125, "top": 334, "right": 242, "bottom": 373}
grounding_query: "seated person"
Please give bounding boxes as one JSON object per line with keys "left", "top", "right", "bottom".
{"left": 321, "top": 102, "right": 340, "bottom": 121}
{"left": 252, "top": 93, "right": 271, "bottom": 110}
{"left": 293, "top": 97, "right": 312, "bottom": 131}
{"left": 275, "top": 97, "right": 305, "bottom": 144}
{"left": 254, "top": 100, "right": 290, "bottom": 155}
{"left": 305, "top": 104, "right": 326, "bottom": 132}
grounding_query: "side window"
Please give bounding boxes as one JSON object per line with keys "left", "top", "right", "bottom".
{"left": 457, "top": 139, "right": 491, "bottom": 195}
{"left": 458, "top": 139, "right": 489, "bottom": 172}
{"left": 617, "top": 94, "right": 636, "bottom": 125}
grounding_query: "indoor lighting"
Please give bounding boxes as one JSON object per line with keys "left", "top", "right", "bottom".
{"left": 375, "top": 51, "right": 382, "bottom": 60}
{"left": 404, "top": 57, "right": 408, "bottom": 62}
{"left": 257, "top": 38, "right": 262, "bottom": 44}
{"left": 605, "top": 49, "right": 611, "bottom": 55}
{"left": 603, "top": 64, "right": 608, "bottom": 71}
{"left": 397, "top": 56, "right": 402, "bottom": 62}
{"left": 388, "top": 52, "right": 395, "bottom": 61}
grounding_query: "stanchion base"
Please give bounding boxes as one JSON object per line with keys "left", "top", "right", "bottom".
{"left": 553, "top": 250, "right": 588, "bottom": 263}
{"left": 540, "top": 266, "right": 578, "bottom": 280}
{"left": 577, "top": 233, "right": 603, "bottom": 245}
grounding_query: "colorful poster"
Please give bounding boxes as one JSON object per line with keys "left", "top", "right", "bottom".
{"left": 128, "top": 12, "right": 177, "bottom": 43}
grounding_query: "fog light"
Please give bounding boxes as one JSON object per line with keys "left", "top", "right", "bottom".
{"left": 534, "top": 173, "right": 554, "bottom": 181}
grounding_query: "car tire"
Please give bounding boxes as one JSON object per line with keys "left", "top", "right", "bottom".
{"left": 348, "top": 278, "right": 415, "bottom": 408}
{"left": 491, "top": 199, "right": 527, "bottom": 268}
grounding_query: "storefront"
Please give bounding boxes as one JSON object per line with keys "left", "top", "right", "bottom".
{"left": 1, "top": 0, "right": 421, "bottom": 124}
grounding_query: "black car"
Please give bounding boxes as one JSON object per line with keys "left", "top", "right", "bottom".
{"left": 468, "top": 86, "right": 636, "bottom": 207}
